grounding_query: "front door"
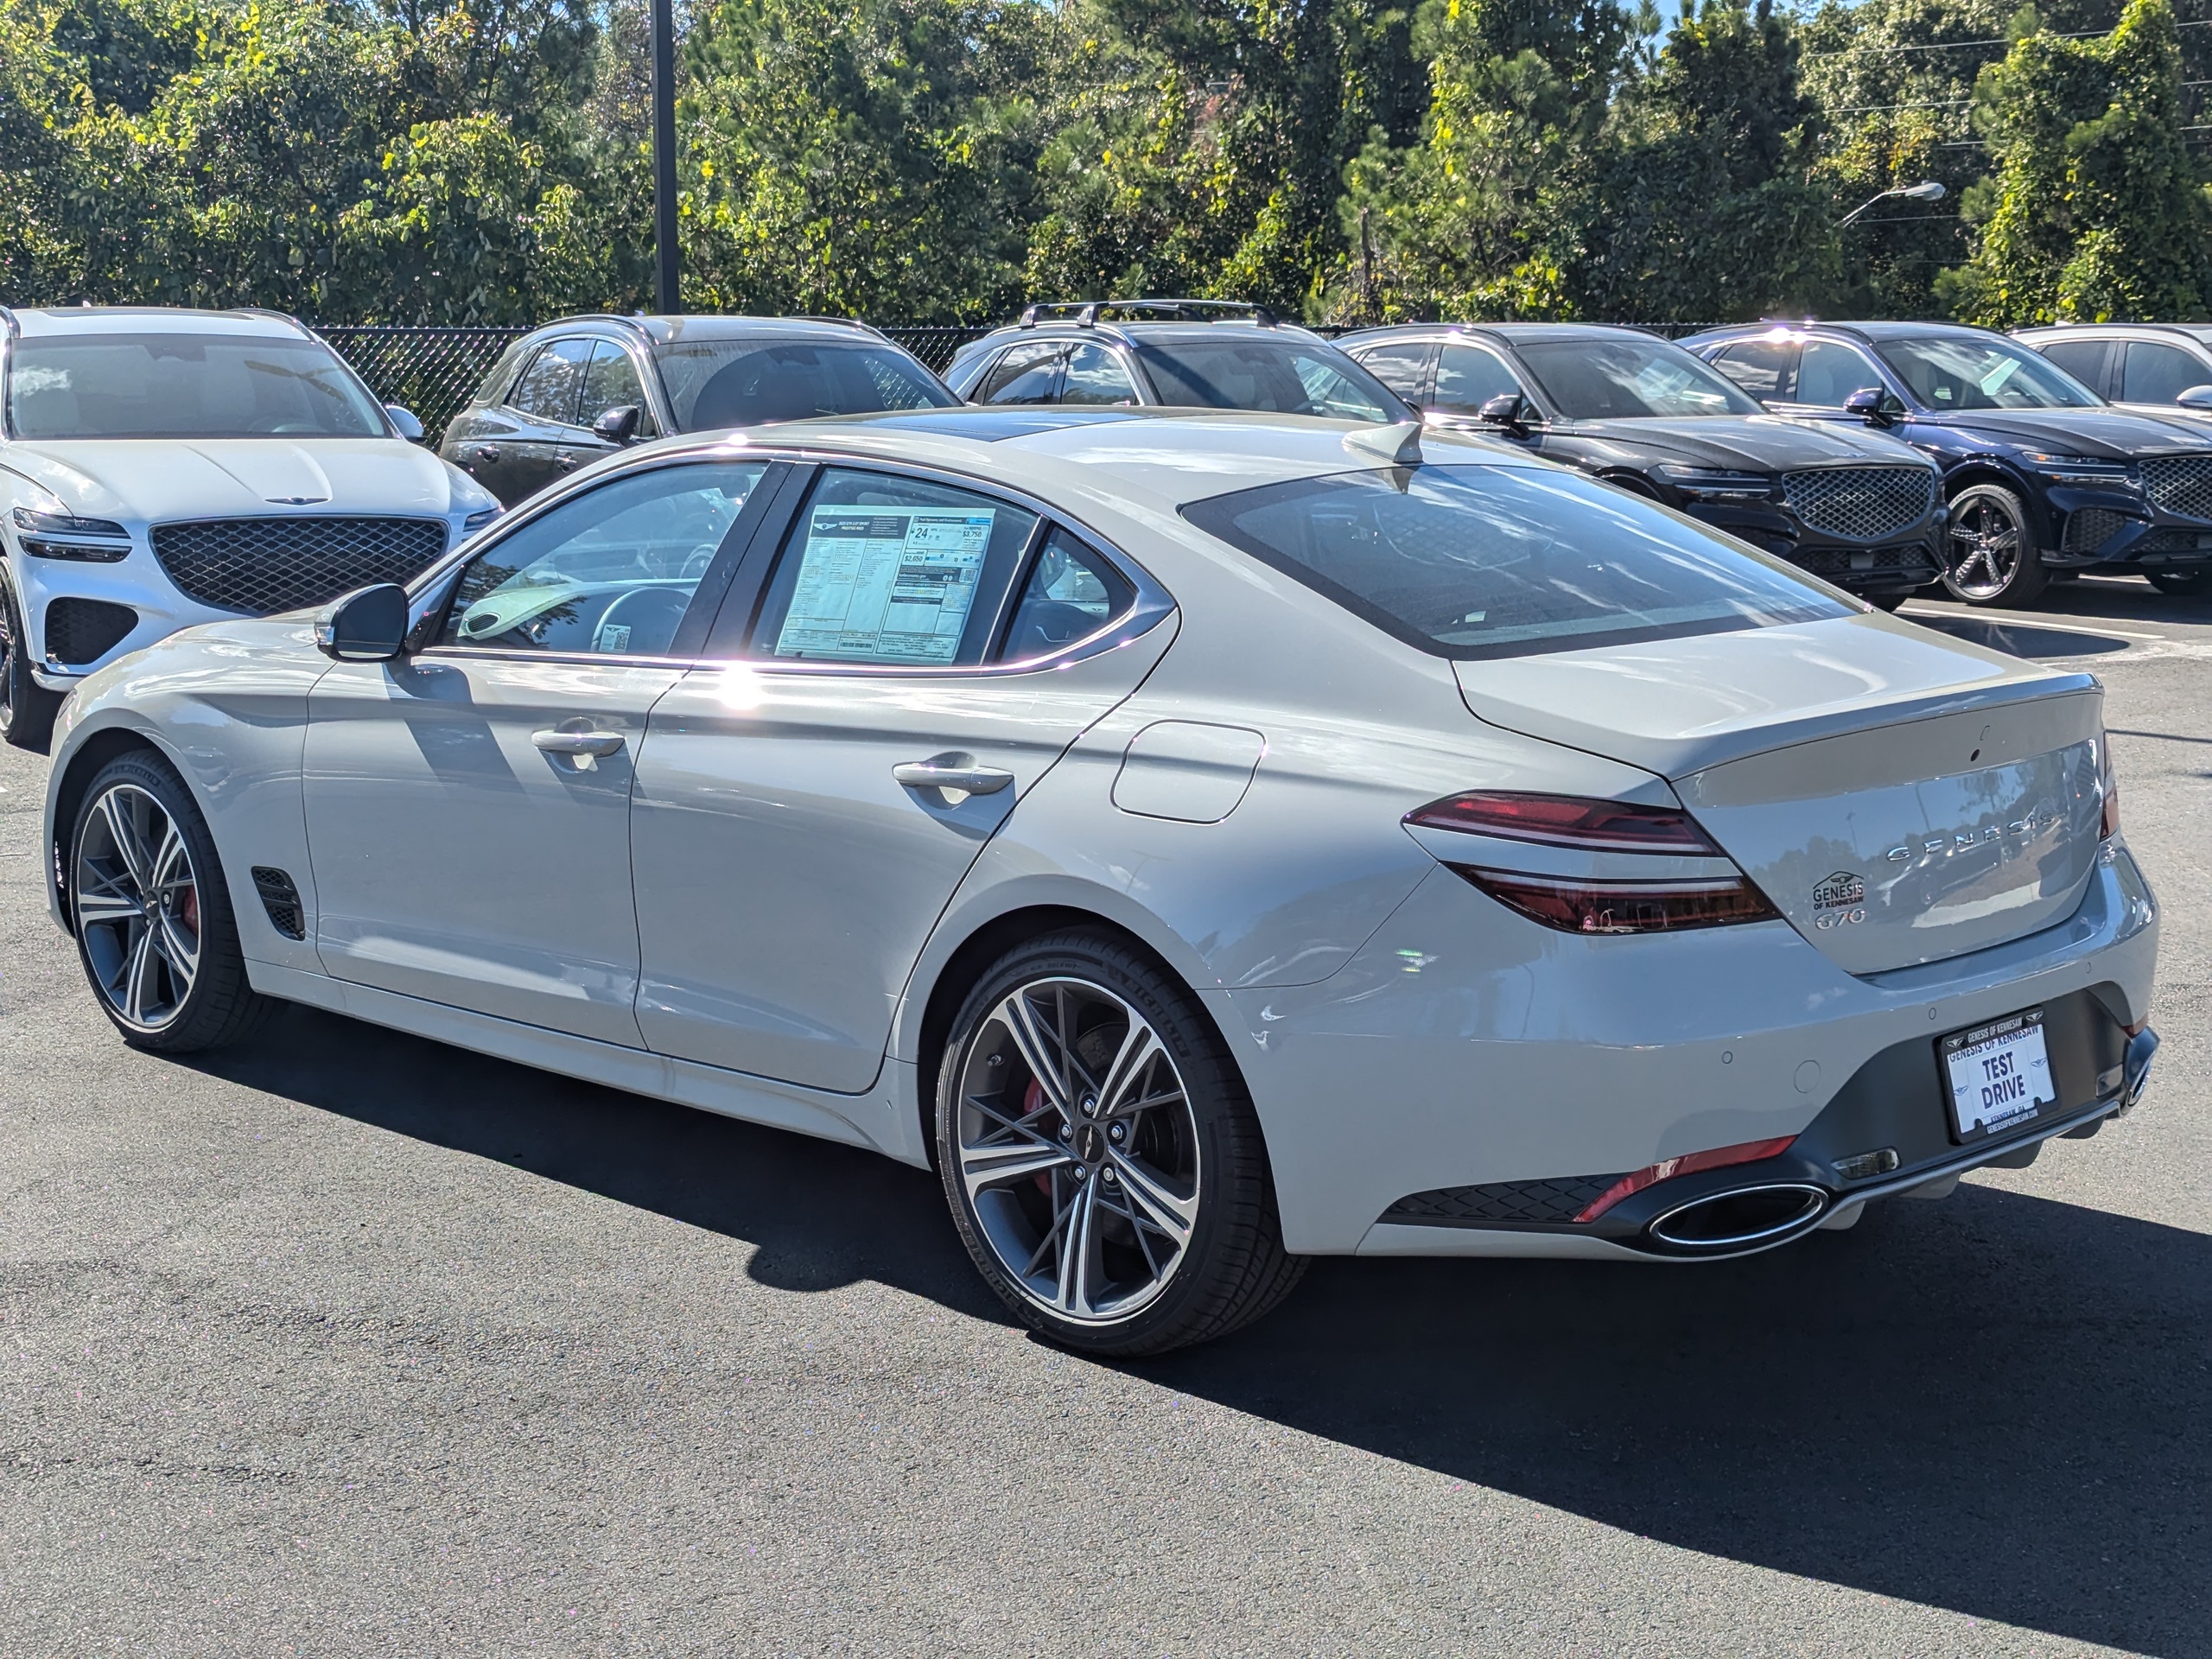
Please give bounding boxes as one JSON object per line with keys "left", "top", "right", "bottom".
{"left": 302, "top": 457, "right": 776, "bottom": 1043}
{"left": 630, "top": 464, "right": 1172, "bottom": 1092}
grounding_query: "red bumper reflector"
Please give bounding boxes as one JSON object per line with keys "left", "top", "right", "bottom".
{"left": 1575, "top": 1136, "right": 1800, "bottom": 1223}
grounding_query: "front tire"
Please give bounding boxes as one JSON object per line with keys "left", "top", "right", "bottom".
{"left": 935, "top": 932, "right": 1304, "bottom": 1357}
{"left": 1941, "top": 483, "right": 2050, "bottom": 606}
{"left": 69, "top": 752, "right": 270, "bottom": 1052}
{"left": 1, "top": 581, "right": 61, "bottom": 753}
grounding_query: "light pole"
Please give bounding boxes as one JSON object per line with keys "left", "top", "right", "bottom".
{"left": 652, "top": 0, "right": 679, "bottom": 313}
{"left": 1840, "top": 179, "right": 1946, "bottom": 228}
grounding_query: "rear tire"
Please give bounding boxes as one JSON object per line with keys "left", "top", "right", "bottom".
{"left": 1, "top": 580, "right": 61, "bottom": 753}
{"left": 1941, "top": 483, "right": 2049, "bottom": 607}
{"left": 935, "top": 931, "right": 1305, "bottom": 1357}
{"left": 2146, "top": 568, "right": 2210, "bottom": 597}
{"left": 69, "top": 751, "right": 270, "bottom": 1052}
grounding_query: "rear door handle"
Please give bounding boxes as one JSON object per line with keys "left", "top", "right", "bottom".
{"left": 533, "top": 729, "right": 626, "bottom": 757}
{"left": 893, "top": 755, "right": 1014, "bottom": 795}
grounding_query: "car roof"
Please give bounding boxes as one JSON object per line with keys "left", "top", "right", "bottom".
{"left": 691, "top": 406, "right": 1536, "bottom": 513}
{"left": 1339, "top": 322, "right": 1668, "bottom": 348}
{"left": 2016, "top": 321, "right": 2212, "bottom": 342}
{"left": 4, "top": 306, "right": 317, "bottom": 340}
{"left": 525, "top": 314, "right": 908, "bottom": 349}
{"left": 1688, "top": 320, "right": 2017, "bottom": 346}
{"left": 959, "top": 320, "right": 1332, "bottom": 353}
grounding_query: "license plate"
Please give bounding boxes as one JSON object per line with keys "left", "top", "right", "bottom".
{"left": 1941, "top": 1008, "right": 2056, "bottom": 1141}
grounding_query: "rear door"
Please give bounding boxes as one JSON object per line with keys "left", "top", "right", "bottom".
{"left": 629, "top": 463, "right": 1173, "bottom": 1092}
{"left": 496, "top": 338, "right": 596, "bottom": 502}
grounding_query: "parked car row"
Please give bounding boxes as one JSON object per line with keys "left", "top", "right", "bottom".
{"left": 3, "top": 298, "right": 2165, "bottom": 1356}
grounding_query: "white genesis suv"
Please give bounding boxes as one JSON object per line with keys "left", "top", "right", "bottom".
{"left": 0, "top": 307, "right": 500, "bottom": 749}
{"left": 41, "top": 409, "right": 2159, "bottom": 1355}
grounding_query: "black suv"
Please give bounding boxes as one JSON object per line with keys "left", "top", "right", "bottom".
{"left": 1338, "top": 322, "right": 1945, "bottom": 607}
{"left": 1684, "top": 321, "right": 2212, "bottom": 603}
{"left": 441, "top": 315, "right": 957, "bottom": 505}
{"left": 944, "top": 301, "right": 1408, "bottom": 423}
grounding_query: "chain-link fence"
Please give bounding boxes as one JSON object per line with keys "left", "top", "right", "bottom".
{"left": 315, "top": 319, "right": 1726, "bottom": 442}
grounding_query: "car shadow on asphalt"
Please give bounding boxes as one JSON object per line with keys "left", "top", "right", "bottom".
{"left": 190, "top": 1003, "right": 2208, "bottom": 1656}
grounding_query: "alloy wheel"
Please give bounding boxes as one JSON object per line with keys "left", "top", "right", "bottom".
{"left": 1945, "top": 494, "right": 2024, "bottom": 600}
{"left": 951, "top": 976, "right": 1202, "bottom": 1324}
{"left": 73, "top": 783, "right": 201, "bottom": 1031}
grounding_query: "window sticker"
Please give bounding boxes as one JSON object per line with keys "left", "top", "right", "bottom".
{"left": 774, "top": 504, "right": 994, "bottom": 664}
{"left": 1980, "top": 356, "right": 2023, "bottom": 397}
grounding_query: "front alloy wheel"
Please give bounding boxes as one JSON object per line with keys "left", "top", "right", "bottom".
{"left": 937, "top": 934, "right": 1303, "bottom": 1356}
{"left": 1941, "top": 482, "right": 2049, "bottom": 606}
{"left": 75, "top": 782, "right": 203, "bottom": 1031}
{"left": 70, "top": 753, "right": 269, "bottom": 1051}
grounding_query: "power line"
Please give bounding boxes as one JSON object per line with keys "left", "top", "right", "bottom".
{"left": 1808, "top": 18, "right": 2212, "bottom": 58}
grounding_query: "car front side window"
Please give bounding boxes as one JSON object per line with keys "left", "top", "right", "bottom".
{"left": 1432, "top": 343, "right": 1526, "bottom": 415}
{"left": 1793, "top": 340, "right": 1885, "bottom": 408}
{"left": 437, "top": 462, "right": 768, "bottom": 656}
{"left": 579, "top": 341, "right": 655, "bottom": 435}
{"left": 2123, "top": 340, "right": 2211, "bottom": 404}
{"left": 974, "top": 343, "right": 1065, "bottom": 405}
{"left": 1059, "top": 343, "right": 1140, "bottom": 406}
{"left": 507, "top": 338, "right": 594, "bottom": 426}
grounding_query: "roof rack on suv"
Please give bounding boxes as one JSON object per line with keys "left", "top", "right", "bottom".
{"left": 1017, "top": 299, "right": 1281, "bottom": 330}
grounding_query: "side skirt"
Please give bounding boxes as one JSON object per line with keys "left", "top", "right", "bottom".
{"left": 247, "top": 962, "right": 929, "bottom": 1166}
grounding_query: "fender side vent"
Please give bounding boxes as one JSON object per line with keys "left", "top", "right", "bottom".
{"left": 251, "top": 867, "right": 304, "bottom": 940}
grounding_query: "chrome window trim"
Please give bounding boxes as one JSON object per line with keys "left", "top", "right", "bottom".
{"left": 404, "top": 441, "right": 1175, "bottom": 680}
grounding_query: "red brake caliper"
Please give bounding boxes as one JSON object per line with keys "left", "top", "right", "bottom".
{"left": 1026, "top": 1079, "right": 1054, "bottom": 1195}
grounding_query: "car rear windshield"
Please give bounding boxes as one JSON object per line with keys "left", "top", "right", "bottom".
{"left": 1181, "top": 464, "right": 1847, "bottom": 659}
{"left": 1512, "top": 337, "right": 1764, "bottom": 419}
{"left": 1873, "top": 334, "right": 2098, "bottom": 410}
{"left": 7, "top": 334, "right": 388, "bottom": 439}
{"left": 1134, "top": 340, "right": 1405, "bottom": 422}
{"left": 654, "top": 340, "right": 957, "bottom": 429}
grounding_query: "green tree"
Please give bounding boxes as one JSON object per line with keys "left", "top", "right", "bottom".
{"left": 1940, "top": 0, "right": 2212, "bottom": 324}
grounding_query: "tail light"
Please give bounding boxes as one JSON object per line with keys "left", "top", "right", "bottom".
{"left": 1406, "top": 791, "right": 1780, "bottom": 935}
{"left": 1576, "top": 1136, "right": 1799, "bottom": 1222}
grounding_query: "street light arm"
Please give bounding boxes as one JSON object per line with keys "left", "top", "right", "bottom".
{"left": 1840, "top": 180, "right": 1945, "bottom": 228}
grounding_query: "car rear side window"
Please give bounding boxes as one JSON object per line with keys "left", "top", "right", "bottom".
{"left": 1182, "top": 464, "right": 1846, "bottom": 660}
{"left": 747, "top": 468, "right": 1040, "bottom": 667}
{"left": 1001, "top": 529, "right": 1135, "bottom": 661}
{"left": 1135, "top": 340, "right": 1402, "bottom": 421}
{"left": 1711, "top": 340, "right": 1796, "bottom": 399}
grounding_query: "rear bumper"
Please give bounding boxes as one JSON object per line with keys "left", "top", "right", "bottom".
{"left": 1227, "top": 841, "right": 2158, "bottom": 1254}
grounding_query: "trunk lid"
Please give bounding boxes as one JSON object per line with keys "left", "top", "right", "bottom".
{"left": 1455, "top": 613, "right": 2108, "bottom": 974}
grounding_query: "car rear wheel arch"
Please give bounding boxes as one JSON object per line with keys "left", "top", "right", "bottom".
{"left": 911, "top": 904, "right": 1251, "bottom": 1175}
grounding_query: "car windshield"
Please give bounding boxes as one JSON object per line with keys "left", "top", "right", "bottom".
{"left": 7, "top": 333, "right": 387, "bottom": 439}
{"left": 1135, "top": 339, "right": 1405, "bottom": 422}
{"left": 1874, "top": 334, "right": 2100, "bottom": 410}
{"left": 1513, "top": 338, "right": 1764, "bottom": 419}
{"left": 654, "top": 340, "right": 957, "bottom": 429}
{"left": 1182, "top": 463, "right": 1846, "bottom": 660}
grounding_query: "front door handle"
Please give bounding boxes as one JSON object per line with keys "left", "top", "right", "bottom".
{"left": 533, "top": 728, "right": 626, "bottom": 757}
{"left": 472, "top": 444, "right": 500, "bottom": 463}
{"left": 893, "top": 754, "right": 1014, "bottom": 795}
{"left": 556, "top": 452, "right": 581, "bottom": 473}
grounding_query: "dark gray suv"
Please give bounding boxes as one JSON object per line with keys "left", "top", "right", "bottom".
{"left": 441, "top": 315, "right": 957, "bottom": 505}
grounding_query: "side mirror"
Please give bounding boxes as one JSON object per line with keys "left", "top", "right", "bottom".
{"left": 1476, "top": 392, "right": 1528, "bottom": 433}
{"left": 1844, "top": 386, "right": 1897, "bottom": 426}
{"left": 316, "top": 582, "right": 409, "bottom": 663}
{"left": 591, "top": 404, "right": 643, "bottom": 445}
{"left": 385, "top": 404, "right": 425, "bottom": 443}
{"left": 2177, "top": 385, "right": 2212, "bottom": 412}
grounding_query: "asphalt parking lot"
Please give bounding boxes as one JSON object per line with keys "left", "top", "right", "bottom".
{"left": 3, "top": 576, "right": 2208, "bottom": 1656}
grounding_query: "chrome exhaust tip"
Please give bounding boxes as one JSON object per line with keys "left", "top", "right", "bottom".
{"left": 1647, "top": 1182, "right": 1829, "bottom": 1252}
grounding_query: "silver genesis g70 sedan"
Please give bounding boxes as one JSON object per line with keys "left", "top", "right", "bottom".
{"left": 41, "top": 407, "right": 2159, "bottom": 1354}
